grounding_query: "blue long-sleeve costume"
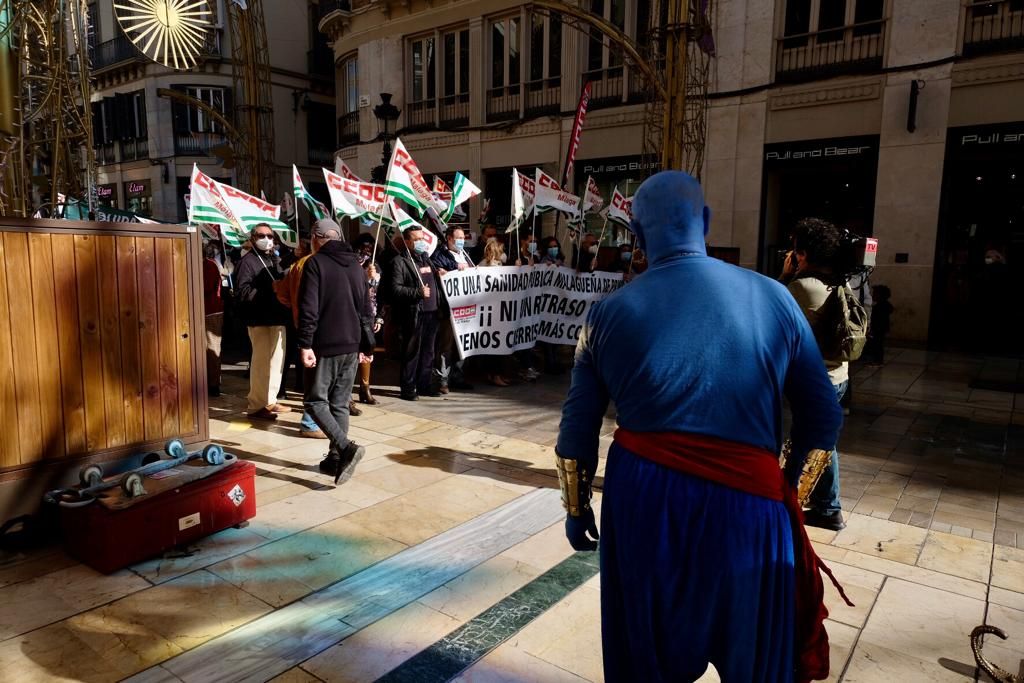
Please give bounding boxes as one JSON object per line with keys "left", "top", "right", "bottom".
{"left": 557, "top": 172, "right": 842, "bottom": 683}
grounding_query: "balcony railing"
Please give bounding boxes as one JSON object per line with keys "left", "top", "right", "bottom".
{"left": 309, "top": 147, "right": 335, "bottom": 167}
{"left": 91, "top": 34, "right": 143, "bottom": 71}
{"left": 406, "top": 99, "right": 437, "bottom": 130}
{"left": 439, "top": 94, "right": 470, "bottom": 128}
{"left": 318, "top": 0, "right": 351, "bottom": 22}
{"left": 90, "top": 31, "right": 221, "bottom": 71}
{"left": 487, "top": 85, "right": 521, "bottom": 122}
{"left": 525, "top": 78, "right": 561, "bottom": 117}
{"left": 963, "top": 0, "right": 1024, "bottom": 56}
{"left": 584, "top": 69, "right": 625, "bottom": 110}
{"left": 120, "top": 137, "right": 149, "bottom": 162}
{"left": 775, "top": 20, "right": 885, "bottom": 83}
{"left": 95, "top": 142, "right": 116, "bottom": 165}
{"left": 174, "top": 132, "right": 228, "bottom": 156}
{"left": 338, "top": 110, "right": 359, "bottom": 147}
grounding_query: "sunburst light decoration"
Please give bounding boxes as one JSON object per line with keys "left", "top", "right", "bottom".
{"left": 114, "top": 0, "right": 215, "bottom": 71}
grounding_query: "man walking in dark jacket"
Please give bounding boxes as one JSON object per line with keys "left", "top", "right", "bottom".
{"left": 390, "top": 226, "right": 442, "bottom": 400}
{"left": 235, "top": 224, "right": 291, "bottom": 420}
{"left": 298, "top": 219, "right": 371, "bottom": 484}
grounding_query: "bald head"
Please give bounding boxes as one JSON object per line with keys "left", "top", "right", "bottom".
{"left": 631, "top": 171, "right": 710, "bottom": 263}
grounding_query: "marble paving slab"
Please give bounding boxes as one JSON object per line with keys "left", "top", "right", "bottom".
{"left": 125, "top": 488, "right": 564, "bottom": 683}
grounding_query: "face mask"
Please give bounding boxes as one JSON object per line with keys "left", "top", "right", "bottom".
{"left": 588, "top": 245, "right": 599, "bottom": 255}
{"left": 500, "top": 252, "right": 508, "bottom": 264}
{"left": 622, "top": 251, "right": 633, "bottom": 262}
{"left": 454, "top": 238, "right": 465, "bottom": 250}
{"left": 984, "top": 257, "right": 994, "bottom": 265}
{"left": 547, "top": 247, "right": 559, "bottom": 258}
{"left": 413, "top": 239, "right": 429, "bottom": 254}
{"left": 255, "top": 237, "right": 274, "bottom": 252}
{"left": 528, "top": 242, "right": 537, "bottom": 254}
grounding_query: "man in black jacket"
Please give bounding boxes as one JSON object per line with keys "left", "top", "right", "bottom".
{"left": 390, "top": 226, "right": 442, "bottom": 400}
{"left": 431, "top": 227, "right": 473, "bottom": 393}
{"left": 298, "top": 219, "right": 371, "bottom": 483}
{"left": 235, "top": 224, "right": 291, "bottom": 420}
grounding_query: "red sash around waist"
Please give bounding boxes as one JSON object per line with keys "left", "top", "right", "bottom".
{"left": 614, "top": 429, "right": 852, "bottom": 683}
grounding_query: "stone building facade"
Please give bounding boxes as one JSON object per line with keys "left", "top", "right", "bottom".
{"left": 87, "top": 0, "right": 337, "bottom": 222}
{"left": 322, "top": 0, "right": 1023, "bottom": 350}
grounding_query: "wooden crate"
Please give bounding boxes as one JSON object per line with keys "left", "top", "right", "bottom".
{"left": 0, "top": 218, "right": 208, "bottom": 518}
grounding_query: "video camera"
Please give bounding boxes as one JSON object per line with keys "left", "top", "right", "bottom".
{"left": 835, "top": 229, "right": 878, "bottom": 279}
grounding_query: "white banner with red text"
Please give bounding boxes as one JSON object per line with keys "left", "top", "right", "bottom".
{"left": 441, "top": 265, "right": 624, "bottom": 358}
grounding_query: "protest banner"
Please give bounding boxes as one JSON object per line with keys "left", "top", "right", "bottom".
{"left": 441, "top": 265, "right": 624, "bottom": 358}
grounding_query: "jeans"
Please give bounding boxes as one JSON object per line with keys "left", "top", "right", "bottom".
{"left": 299, "top": 411, "right": 319, "bottom": 432}
{"left": 435, "top": 316, "right": 465, "bottom": 387}
{"left": 398, "top": 312, "right": 439, "bottom": 394}
{"left": 809, "top": 380, "right": 848, "bottom": 515}
{"left": 303, "top": 352, "right": 360, "bottom": 458}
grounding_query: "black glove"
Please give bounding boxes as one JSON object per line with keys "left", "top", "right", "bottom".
{"left": 565, "top": 507, "right": 600, "bottom": 551}
{"left": 555, "top": 453, "right": 598, "bottom": 552}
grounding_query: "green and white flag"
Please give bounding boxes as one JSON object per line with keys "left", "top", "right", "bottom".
{"left": 390, "top": 201, "right": 437, "bottom": 256}
{"left": 441, "top": 172, "right": 482, "bottom": 222}
{"left": 384, "top": 138, "right": 434, "bottom": 216}
{"left": 216, "top": 179, "right": 297, "bottom": 247}
{"left": 292, "top": 164, "right": 327, "bottom": 221}
{"left": 189, "top": 164, "right": 246, "bottom": 247}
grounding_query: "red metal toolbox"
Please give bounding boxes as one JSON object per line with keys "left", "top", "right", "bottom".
{"left": 60, "top": 460, "right": 257, "bottom": 574}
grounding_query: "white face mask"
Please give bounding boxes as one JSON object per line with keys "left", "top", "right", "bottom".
{"left": 984, "top": 257, "right": 994, "bottom": 265}
{"left": 588, "top": 244, "right": 599, "bottom": 255}
{"left": 255, "top": 237, "right": 274, "bottom": 252}
{"left": 500, "top": 252, "right": 508, "bottom": 263}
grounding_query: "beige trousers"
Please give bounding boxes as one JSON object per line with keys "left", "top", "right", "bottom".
{"left": 247, "top": 325, "right": 286, "bottom": 412}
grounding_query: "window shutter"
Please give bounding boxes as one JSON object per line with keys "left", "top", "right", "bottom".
{"left": 134, "top": 90, "right": 148, "bottom": 139}
{"left": 91, "top": 101, "right": 103, "bottom": 144}
{"left": 171, "top": 85, "right": 189, "bottom": 135}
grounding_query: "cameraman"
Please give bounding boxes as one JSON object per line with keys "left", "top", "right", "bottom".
{"left": 780, "top": 217, "right": 848, "bottom": 531}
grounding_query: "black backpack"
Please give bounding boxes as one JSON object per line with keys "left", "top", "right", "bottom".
{"left": 816, "top": 282, "right": 869, "bottom": 362}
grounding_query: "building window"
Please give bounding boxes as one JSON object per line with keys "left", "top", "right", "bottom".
{"left": 408, "top": 35, "right": 437, "bottom": 129}
{"left": 307, "top": 101, "right": 337, "bottom": 167}
{"left": 338, "top": 55, "right": 359, "bottom": 146}
{"left": 488, "top": 15, "right": 522, "bottom": 122}
{"left": 171, "top": 85, "right": 232, "bottom": 156}
{"left": 526, "top": 14, "right": 561, "bottom": 116}
{"left": 440, "top": 28, "right": 470, "bottom": 127}
{"left": 91, "top": 90, "right": 147, "bottom": 163}
{"left": 776, "top": 0, "right": 885, "bottom": 82}
{"left": 124, "top": 179, "right": 153, "bottom": 217}
{"left": 86, "top": 2, "right": 98, "bottom": 53}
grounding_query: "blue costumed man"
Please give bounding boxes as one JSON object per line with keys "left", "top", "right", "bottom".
{"left": 556, "top": 171, "right": 848, "bottom": 682}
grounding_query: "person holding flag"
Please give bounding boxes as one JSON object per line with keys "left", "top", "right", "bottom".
{"left": 236, "top": 224, "right": 292, "bottom": 421}
{"left": 387, "top": 206, "right": 444, "bottom": 400}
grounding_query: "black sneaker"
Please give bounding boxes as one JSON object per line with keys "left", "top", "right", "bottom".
{"left": 803, "top": 509, "right": 846, "bottom": 531}
{"left": 333, "top": 442, "right": 365, "bottom": 484}
{"left": 318, "top": 456, "right": 339, "bottom": 474}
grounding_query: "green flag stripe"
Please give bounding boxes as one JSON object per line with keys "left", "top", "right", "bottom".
{"left": 384, "top": 180, "right": 423, "bottom": 208}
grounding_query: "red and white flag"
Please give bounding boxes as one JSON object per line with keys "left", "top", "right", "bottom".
{"left": 561, "top": 81, "right": 593, "bottom": 187}
{"left": 605, "top": 186, "right": 634, "bottom": 227}
{"left": 535, "top": 168, "right": 581, "bottom": 218}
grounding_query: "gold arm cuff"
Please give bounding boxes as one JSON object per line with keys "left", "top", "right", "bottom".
{"left": 555, "top": 455, "right": 592, "bottom": 517}
{"left": 796, "top": 448, "right": 833, "bottom": 507}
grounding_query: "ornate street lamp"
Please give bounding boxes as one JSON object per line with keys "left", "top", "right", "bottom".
{"left": 371, "top": 93, "right": 401, "bottom": 183}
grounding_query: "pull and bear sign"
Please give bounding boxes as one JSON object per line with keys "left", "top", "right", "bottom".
{"left": 441, "top": 265, "right": 624, "bottom": 358}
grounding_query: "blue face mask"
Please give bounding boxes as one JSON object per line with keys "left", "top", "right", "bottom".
{"left": 547, "top": 247, "right": 559, "bottom": 258}
{"left": 413, "top": 239, "right": 429, "bottom": 254}
{"left": 454, "top": 238, "right": 465, "bottom": 250}
{"left": 621, "top": 251, "right": 633, "bottom": 262}
{"left": 528, "top": 242, "right": 537, "bottom": 254}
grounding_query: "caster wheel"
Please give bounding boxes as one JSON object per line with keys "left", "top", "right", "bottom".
{"left": 165, "top": 439, "right": 187, "bottom": 459}
{"left": 202, "top": 444, "right": 225, "bottom": 466}
{"left": 79, "top": 465, "right": 103, "bottom": 488}
{"left": 120, "top": 472, "right": 146, "bottom": 498}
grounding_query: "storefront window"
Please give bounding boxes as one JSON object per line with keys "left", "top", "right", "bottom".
{"left": 95, "top": 183, "right": 117, "bottom": 208}
{"left": 124, "top": 179, "right": 153, "bottom": 217}
{"left": 574, "top": 156, "right": 659, "bottom": 245}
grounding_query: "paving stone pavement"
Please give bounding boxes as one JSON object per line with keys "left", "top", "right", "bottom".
{"left": 0, "top": 345, "right": 1022, "bottom": 682}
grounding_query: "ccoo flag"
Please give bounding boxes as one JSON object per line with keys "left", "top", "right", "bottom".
{"left": 441, "top": 172, "right": 481, "bottom": 222}
{"left": 604, "top": 186, "right": 634, "bottom": 228}
{"left": 384, "top": 138, "right": 435, "bottom": 216}
{"left": 188, "top": 164, "right": 246, "bottom": 247}
{"left": 292, "top": 165, "right": 327, "bottom": 221}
